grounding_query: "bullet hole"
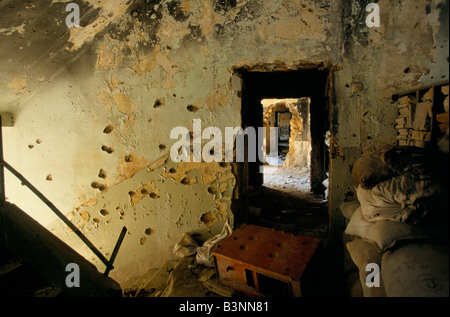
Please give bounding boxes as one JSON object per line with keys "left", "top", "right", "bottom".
{"left": 46, "top": 174, "right": 53, "bottom": 181}
{"left": 149, "top": 192, "right": 159, "bottom": 199}
{"left": 36, "top": 139, "right": 42, "bottom": 144}
{"left": 91, "top": 182, "right": 107, "bottom": 191}
{"left": 404, "top": 67, "right": 411, "bottom": 74}
{"left": 98, "top": 169, "right": 107, "bottom": 179}
{"left": 345, "top": 191, "right": 355, "bottom": 201}
{"left": 268, "top": 252, "right": 278, "bottom": 258}
{"left": 100, "top": 209, "right": 109, "bottom": 216}
{"left": 93, "top": 218, "right": 100, "bottom": 223}
{"left": 153, "top": 98, "right": 164, "bottom": 108}
{"left": 208, "top": 187, "right": 218, "bottom": 195}
{"left": 28, "top": 144, "right": 34, "bottom": 149}
{"left": 345, "top": 83, "right": 350, "bottom": 88}
{"left": 187, "top": 104, "right": 198, "bottom": 112}
{"left": 145, "top": 228, "right": 154, "bottom": 235}
{"left": 140, "top": 188, "right": 149, "bottom": 195}
{"left": 181, "top": 177, "right": 191, "bottom": 184}
{"left": 367, "top": 136, "right": 372, "bottom": 140}
{"left": 103, "top": 124, "right": 115, "bottom": 134}
{"left": 209, "top": 148, "right": 215, "bottom": 155}
{"left": 219, "top": 162, "right": 228, "bottom": 168}
{"left": 200, "top": 212, "right": 217, "bottom": 227}
{"left": 140, "top": 237, "right": 147, "bottom": 245}
{"left": 125, "top": 154, "right": 134, "bottom": 162}
{"left": 159, "top": 144, "right": 166, "bottom": 151}
{"left": 166, "top": 45, "right": 172, "bottom": 50}
{"left": 101, "top": 145, "right": 114, "bottom": 154}
{"left": 169, "top": 168, "right": 177, "bottom": 173}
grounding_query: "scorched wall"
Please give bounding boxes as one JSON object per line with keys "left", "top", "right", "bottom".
{"left": 0, "top": 0, "right": 447, "bottom": 284}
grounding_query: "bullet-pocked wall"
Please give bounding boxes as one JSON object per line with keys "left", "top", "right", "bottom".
{"left": 0, "top": 0, "right": 448, "bottom": 284}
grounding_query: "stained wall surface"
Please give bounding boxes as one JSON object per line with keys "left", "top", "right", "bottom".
{"left": 0, "top": 0, "right": 448, "bottom": 284}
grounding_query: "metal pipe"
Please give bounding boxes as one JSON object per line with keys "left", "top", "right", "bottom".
{"left": 0, "top": 115, "right": 5, "bottom": 202}
{"left": 0, "top": 160, "right": 113, "bottom": 271}
{"left": 104, "top": 226, "right": 127, "bottom": 276}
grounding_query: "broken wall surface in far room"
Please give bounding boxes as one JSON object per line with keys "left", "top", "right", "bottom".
{"left": 0, "top": 0, "right": 448, "bottom": 284}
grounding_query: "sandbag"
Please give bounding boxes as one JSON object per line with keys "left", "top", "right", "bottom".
{"left": 352, "top": 146, "right": 429, "bottom": 190}
{"left": 344, "top": 207, "right": 374, "bottom": 238}
{"left": 340, "top": 200, "right": 361, "bottom": 221}
{"left": 382, "top": 146, "right": 428, "bottom": 175}
{"left": 382, "top": 242, "right": 449, "bottom": 297}
{"left": 356, "top": 174, "right": 439, "bottom": 224}
{"left": 352, "top": 147, "right": 397, "bottom": 189}
{"left": 345, "top": 207, "right": 444, "bottom": 252}
{"left": 346, "top": 238, "right": 386, "bottom": 297}
{"left": 363, "top": 220, "right": 445, "bottom": 252}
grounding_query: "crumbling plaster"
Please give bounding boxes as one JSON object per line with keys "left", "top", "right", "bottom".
{"left": 0, "top": 0, "right": 448, "bottom": 283}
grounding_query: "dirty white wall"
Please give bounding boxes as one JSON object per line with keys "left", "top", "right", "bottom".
{"left": 0, "top": 0, "right": 448, "bottom": 284}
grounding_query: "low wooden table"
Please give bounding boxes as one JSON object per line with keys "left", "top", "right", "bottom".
{"left": 212, "top": 224, "right": 320, "bottom": 297}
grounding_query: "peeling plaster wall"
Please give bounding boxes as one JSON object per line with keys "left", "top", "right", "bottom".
{"left": 328, "top": 0, "right": 449, "bottom": 241}
{"left": 0, "top": 0, "right": 448, "bottom": 283}
{"left": 262, "top": 99, "right": 308, "bottom": 168}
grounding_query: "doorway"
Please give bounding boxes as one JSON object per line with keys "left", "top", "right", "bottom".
{"left": 261, "top": 97, "right": 311, "bottom": 193}
{"left": 235, "top": 67, "right": 330, "bottom": 239}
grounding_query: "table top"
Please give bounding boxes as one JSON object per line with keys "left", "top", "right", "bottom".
{"left": 212, "top": 224, "right": 320, "bottom": 280}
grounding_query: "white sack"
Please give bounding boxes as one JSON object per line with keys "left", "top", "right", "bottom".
{"left": 382, "top": 242, "right": 449, "bottom": 297}
{"left": 340, "top": 200, "right": 361, "bottom": 220}
{"left": 356, "top": 174, "right": 438, "bottom": 223}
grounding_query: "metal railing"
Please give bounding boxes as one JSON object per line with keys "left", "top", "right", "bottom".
{"left": 0, "top": 115, "right": 126, "bottom": 276}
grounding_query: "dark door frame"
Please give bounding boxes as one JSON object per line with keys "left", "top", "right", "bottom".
{"left": 232, "top": 67, "right": 331, "bottom": 226}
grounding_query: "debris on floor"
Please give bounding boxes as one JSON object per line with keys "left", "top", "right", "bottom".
{"left": 122, "top": 255, "right": 235, "bottom": 297}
